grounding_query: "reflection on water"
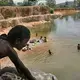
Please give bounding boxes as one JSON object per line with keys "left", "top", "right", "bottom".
{"left": 71, "top": 12, "right": 80, "bottom": 21}
{"left": 29, "top": 22, "right": 53, "bottom": 38}
{"left": 49, "top": 12, "right": 80, "bottom": 39}
{"left": 49, "top": 12, "right": 80, "bottom": 80}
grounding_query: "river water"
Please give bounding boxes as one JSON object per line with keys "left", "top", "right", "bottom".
{"left": 24, "top": 12, "right": 80, "bottom": 80}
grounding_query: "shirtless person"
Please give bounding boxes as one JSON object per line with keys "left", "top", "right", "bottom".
{"left": 77, "top": 44, "right": 80, "bottom": 52}
{"left": 48, "top": 50, "right": 52, "bottom": 55}
{"left": 0, "top": 25, "right": 36, "bottom": 80}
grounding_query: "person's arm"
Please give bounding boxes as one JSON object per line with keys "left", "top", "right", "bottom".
{"left": 8, "top": 47, "right": 36, "bottom": 80}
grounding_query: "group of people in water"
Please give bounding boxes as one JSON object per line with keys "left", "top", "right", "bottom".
{"left": 22, "top": 33, "right": 54, "bottom": 56}
{"left": 22, "top": 35, "right": 48, "bottom": 51}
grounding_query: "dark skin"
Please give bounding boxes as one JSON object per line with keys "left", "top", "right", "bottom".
{"left": 48, "top": 50, "right": 52, "bottom": 55}
{"left": 0, "top": 38, "right": 36, "bottom": 80}
{"left": 77, "top": 44, "right": 80, "bottom": 52}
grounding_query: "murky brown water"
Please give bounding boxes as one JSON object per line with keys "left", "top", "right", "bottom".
{"left": 22, "top": 12, "right": 80, "bottom": 80}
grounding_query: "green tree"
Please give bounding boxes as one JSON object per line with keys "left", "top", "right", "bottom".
{"left": 17, "top": 2, "right": 23, "bottom": 6}
{"left": 73, "top": 0, "right": 77, "bottom": 8}
{"left": 28, "top": 0, "right": 37, "bottom": 5}
{"left": 0, "top": 0, "right": 14, "bottom": 6}
{"left": 46, "top": 0, "right": 56, "bottom": 8}
{"left": 64, "top": 1, "right": 68, "bottom": 8}
{"left": 77, "top": 0, "right": 80, "bottom": 7}
{"left": 23, "top": 0, "right": 29, "bottom": 6}
{"left": 23, "top": 0, "right": 37, "bottom": 6}
{"left": 0, "top": 1, "right": 8, "bottom": 6}
{"left": 8, "top": 0, "right": 15, "bottom": 6}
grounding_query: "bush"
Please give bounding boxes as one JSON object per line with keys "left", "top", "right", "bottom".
{"left": 0, "top": 1, "right": 14, "bottom": 6}
{"left": 50, "top": 8, "right": 54, "bottom": 14}
{"left": 0, "top": 1, "right": 8, "bottom": 6}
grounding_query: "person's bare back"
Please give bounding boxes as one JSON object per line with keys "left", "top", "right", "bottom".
{"left": 0, "top": 25, "right": 36, "bottom": 80}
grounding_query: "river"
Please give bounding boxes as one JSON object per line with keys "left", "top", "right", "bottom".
{"left": 23, "top": 12, "right": 80, "bottom": 80}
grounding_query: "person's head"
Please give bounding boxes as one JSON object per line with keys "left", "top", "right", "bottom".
{"left": 78, "top": 44, "right": 80, "bottom": 46}
{"left": 44, "top": 37, "right": 46, "bottom": 39}
{"left": 36, "top": 33, "right": 38, "bottom": 37}
{"left": 40, "top": 36, "right": 42, "bottom": 40}
{"left": 7, "top": 25, "right": 30, "bottom": 50}
{"left": 44, "top": 37, "right": 47, "bottom": 42}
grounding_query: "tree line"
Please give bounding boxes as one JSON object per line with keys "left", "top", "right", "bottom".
{"left": 0, "top": 0, "right": 56, "bottom": 8}
{"left": 57, "top": 0, "right": 80, "bottom": 8}
{"left": 0, "top": 0, "right": 80, "bottom": 9}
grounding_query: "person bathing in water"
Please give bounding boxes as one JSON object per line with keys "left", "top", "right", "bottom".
{"left": 43, "top": 37, "right": 47, "bottom": 42}
{"left": 38, "top": 36, "right": 47, "bottom": 43}
{"left": 77, "top": 44, "right": 80, "bottom": 52}
{"left": 48, "top": 50, "right": 53, "bottom": 55}
{"left": 0, "top": 25, "right": 36, "bottom": 80}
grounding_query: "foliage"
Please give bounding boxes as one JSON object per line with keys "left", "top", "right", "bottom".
{"left": 77, "top": 0, "right": 80, "bottom": 7}
{"left": 22, "top": 1, "right": 29, "bottom": 6}
{"left": 63, "top": 1, "right": 69, "bottom": 8}
{"left": 75, "top": 0, "right": 80, "bottom": 7}
{"left": 56, "top": 1, "right": 77, "bottom": 8}
{"left": 0, "top": 1, "right": 8, "bottom": 6}
{"left": 17, "top": 2, "right": 23, "bottom": 6}
{"left": 28, "top": 0, "right": 37, "bottom": 1}
{"left": 46, "top": 0, "right": 56, "bottom": 8}
{"left": 49, "top": 8, "right": 54, "bottom": 14}
{"left": 22, "top": 0, "right": 37, "bottom": 6}
{"left": 0, "top": 0, "right": 14, "bottom": 6}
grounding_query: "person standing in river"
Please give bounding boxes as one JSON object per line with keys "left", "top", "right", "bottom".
{"left": 43, "top": 37, "right": 47, "bottom": 42}
{"left": 48, "top": 50, "right": 53, "bottom": 55}
{"left": 77, "top": 44, "right": 80, "bottom": 52}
